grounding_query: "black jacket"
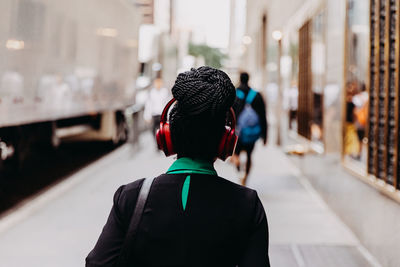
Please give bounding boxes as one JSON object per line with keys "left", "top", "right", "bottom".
{"left": 234, "top": 85, "right": 268, "bottom": 143}
{"left": 86, "top": 174, "right": 270, "bottom": 267}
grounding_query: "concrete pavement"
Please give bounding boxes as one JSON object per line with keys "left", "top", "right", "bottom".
{"left": 0, "top": 133, "right": 381, "bottom": 266}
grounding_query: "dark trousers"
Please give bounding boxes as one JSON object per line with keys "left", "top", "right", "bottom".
{"left": 234, "top": 141, "right": 255, "bottom": 175}
{"left": 289, "top": 110, "right": 297, "bottom": 129}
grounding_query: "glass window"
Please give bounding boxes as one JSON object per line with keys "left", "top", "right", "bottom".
{"left": 343, "top": 0, "right": 369, "bottom": 170}
{"left": 311, "top": 10, "right": 326, "bottom": 143}
{"left": 297, "top": 9, "right": 326, "bottom": 144}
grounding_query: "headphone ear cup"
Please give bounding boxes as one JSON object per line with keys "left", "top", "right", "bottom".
{"left": 217, "top": 126, "right": 235, "bottom": 161}
{"left": 163, "top": 123, "right": 175, "bottom": 156}
{"left": 156, "top": 122, "right": 175, "bottom": 156}
{"left": 157, "top": 98, "right": 177, "bottom": 157}
{"left": 217, "top": 130, "right": 228, "bottom": 160}
{"left": 226, "top": 129, "right": 238, "bottom": 158}
{"left": 156, "top": 122, "right": 173, "bottom": 157}
{"left": 156, "top": 124, "right": 164, "bottom": 151}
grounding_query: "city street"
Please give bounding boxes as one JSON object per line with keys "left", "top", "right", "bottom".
{"left": 2, "top": 0, "right": 400, "bottom": 265}
{"left": 0, "top": 133, "right": 381, "bottom": 267}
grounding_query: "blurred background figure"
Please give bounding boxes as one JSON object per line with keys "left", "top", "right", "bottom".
{"left": 352, "top": 83, "right": 368, "bottom": 160}
{"left": 344, "top": 81, "right": 367, "bottom": 160}
{"left": 283, "top": 80, "right": 298, "bottom": 130}
{"left": 232, "top": 72, "right": 267, "bottom": 186}
{"left": 344, "top": 81, "right": 361, "bottom": 159}
{"left": 144, "top": 78, "right": 170, "bottom": 139}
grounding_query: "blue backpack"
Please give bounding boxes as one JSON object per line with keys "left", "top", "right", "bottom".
{"left": 236, "top": 88, "right": 261, "bottom": 144}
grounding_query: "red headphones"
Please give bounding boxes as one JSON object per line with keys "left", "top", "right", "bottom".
{"left": 156, "top": 98, "right": 238, "bottom": 161}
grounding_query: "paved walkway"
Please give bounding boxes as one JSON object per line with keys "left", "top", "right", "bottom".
{"left": 0, "top": 133, "right": 381, "bottom": 267}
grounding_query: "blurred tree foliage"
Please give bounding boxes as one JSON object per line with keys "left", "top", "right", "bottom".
{"left": 188, "top": 43, "right": 227, "bottom": 69}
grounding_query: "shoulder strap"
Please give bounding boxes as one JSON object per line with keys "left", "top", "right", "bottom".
{"left": 236, "top": 89, "right": 245, "bottom": 99}
{"left": 115, "top": 177, "right": 155, "bottom": 267}
{"left": 245, "top": 88, "right": 257, "bottom": 104}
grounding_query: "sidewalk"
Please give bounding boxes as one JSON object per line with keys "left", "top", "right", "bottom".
{"left": 244, "top": 144, "right": 380, "bottom": 267}
{"left": 0, "top": 133, "right": 380, "bottom": 266}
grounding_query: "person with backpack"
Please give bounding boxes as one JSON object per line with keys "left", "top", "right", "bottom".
{"left": 232, "top": 72, "right": 268, "bottom": 186}
{"left": 86, "top": 67, "right": 270, "bottom": 267}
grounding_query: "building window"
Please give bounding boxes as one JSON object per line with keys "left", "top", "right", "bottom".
{"left": 297, "top": 10, "right": 326, "bottom": 144}
{"left": 343, "top": 0, "right": 369, "bottom": 171}
{"left": 298, "top": 20, "right": 312, "bottom": 139}
{"left": 311, "top": 11, "right": 326, "bottom": 144}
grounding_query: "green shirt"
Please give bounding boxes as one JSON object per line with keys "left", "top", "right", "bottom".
{"left": 166, "top": 157, "right": 217, "bottom": 211}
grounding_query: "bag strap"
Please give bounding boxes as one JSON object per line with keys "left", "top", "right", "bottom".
{"left": 236, "top": 88, "right": 257, "bottom": 104}
{"left": 236, "top": 89, "right": 245, "bottom": 99}
{"left": 245, "top": 88, "right": 257, "bottom": 105}
{"left": 115, "top": 177, "right": 155, "bottom": 267}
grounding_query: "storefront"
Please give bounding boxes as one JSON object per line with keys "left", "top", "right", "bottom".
{"left": 291, "top": 0, "right": 400, "bottom": 203}
{"left": 286, "top": 1, "right": 400, "bottom": 265}
{"left": 343, "top": 0, "right": 400, "bottom": 202}
{"left": 240, "top": 0, "right": 400, "bottom": 265}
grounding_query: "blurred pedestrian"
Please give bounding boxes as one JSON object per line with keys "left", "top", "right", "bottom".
{"left": 352, "top": 83, "right": 368, "bottom": 159}
{"left": 86, "top": 67, "right": 270, "bottom": 267}
{"left": 144, "top": 78, "right": 169, "bottom": 138}
{"left": 283, "top": 80, "right": 298, "bottom": 130}
{"left": 231, "top": 72, "right": 268, "bottom": 186}
{"left": 344, "top": 81, "right": 360, "bottom": 158}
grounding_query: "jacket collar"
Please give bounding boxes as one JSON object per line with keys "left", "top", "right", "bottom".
{"left": 166, "top": 157, "right": 217, "bottom": 175}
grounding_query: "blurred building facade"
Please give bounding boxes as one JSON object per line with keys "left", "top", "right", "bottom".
{"left": 134, "top": 0, "right": 178, "bottom": 89}
{"left": 236, "top": 0, "right": 400, "bottom": 266}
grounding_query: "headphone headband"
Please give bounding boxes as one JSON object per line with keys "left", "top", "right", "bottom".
{"left": 157, "top": 98, "right": 238, "bottom": 160}
{"left": 160, "top": 98, "right": 236, "bottom": 130}
{"left": 160, "top": 98, "right": 176, "bottom": 123}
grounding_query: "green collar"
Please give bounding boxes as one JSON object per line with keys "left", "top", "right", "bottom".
{"left": 166, "top": 157, "right": 217, "bottom": 175}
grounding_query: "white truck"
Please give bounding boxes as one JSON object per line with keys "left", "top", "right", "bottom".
{"left": 0, "top": 0, "right": 142, "bottom": 172}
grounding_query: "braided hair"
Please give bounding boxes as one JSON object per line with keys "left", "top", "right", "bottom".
{"left": 169, "top": 66, "right": 236, "bottom": 160}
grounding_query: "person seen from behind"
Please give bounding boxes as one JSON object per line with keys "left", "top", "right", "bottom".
{"left": 231, "top": 72, "right": 268, "bottom": 186}
{"left": 86, "top": 66, "right": 270, "bottom": 267}
{"left": 143, "top": 77, "right": 170, "bottom": 139}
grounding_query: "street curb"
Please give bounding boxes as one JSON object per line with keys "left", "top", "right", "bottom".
{"left": 0, "top": 144, "right": 132, "bottom": 235}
